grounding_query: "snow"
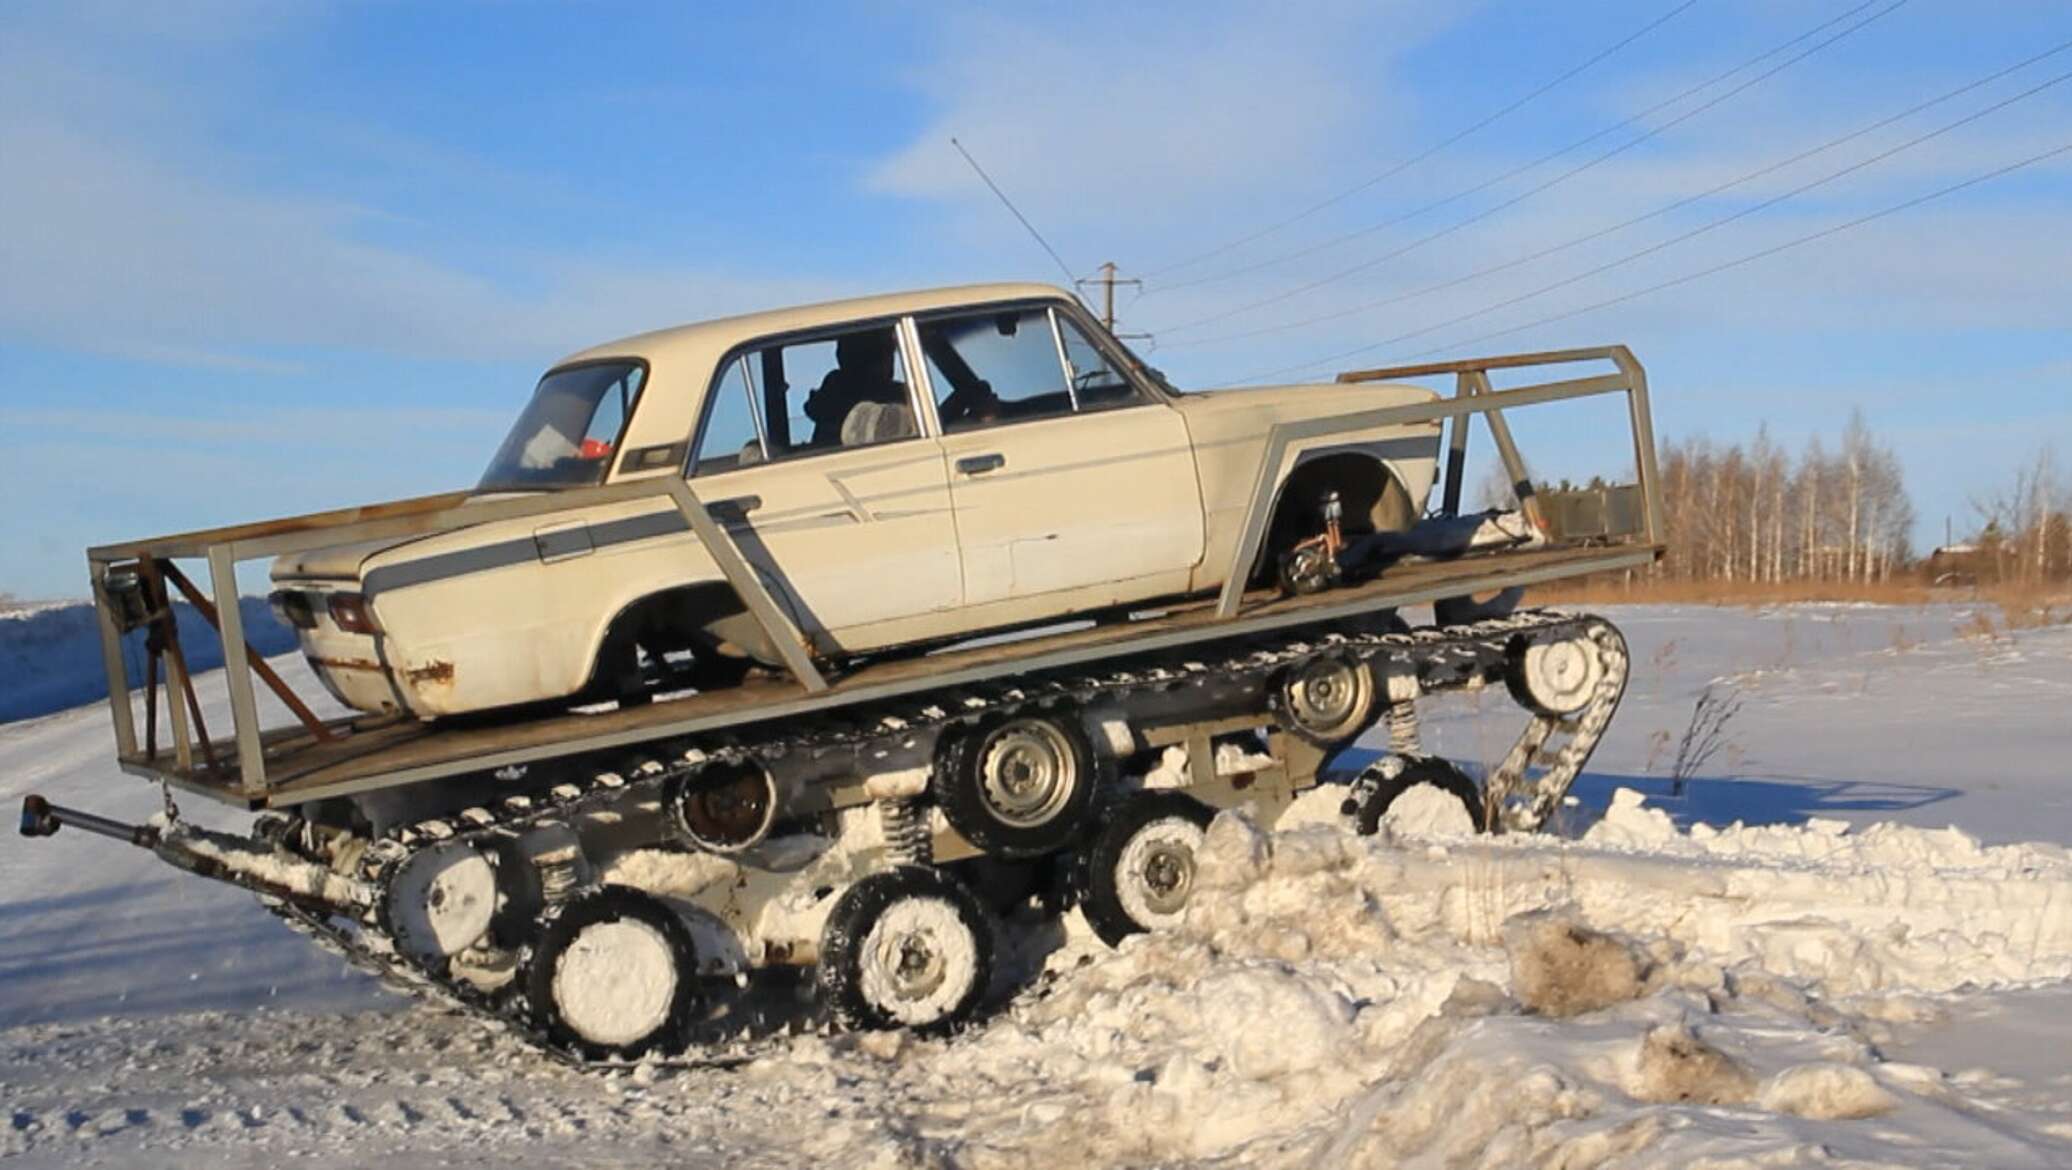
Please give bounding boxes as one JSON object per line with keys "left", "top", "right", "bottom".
{"left": 3, "top": 603, "right": 2072, "bottom": 1167}
{"left": 1379, "top": 779, "right": 1479, "bottom": 836}
{"left": 551, "top": 919, "right": 678, "bottom": 1047}
{"left": 1138, "top": 740, "right": 1281, "bottom": 788}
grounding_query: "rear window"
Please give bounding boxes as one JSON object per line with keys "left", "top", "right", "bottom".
{"left": 477, "top": 361, "right": 646, "bottom": 491}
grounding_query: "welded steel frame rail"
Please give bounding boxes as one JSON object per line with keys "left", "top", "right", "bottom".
{"left": 84, "top": 476, "right": 825, "bottom": 801}
{"left": 1214, "top": 345, "right": 1662, "bottom": 618}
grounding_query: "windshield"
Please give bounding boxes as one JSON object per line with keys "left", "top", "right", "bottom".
{"left": 477, "top": 361, "right": 646, "bottom": 491}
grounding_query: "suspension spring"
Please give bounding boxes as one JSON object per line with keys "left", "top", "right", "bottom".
{"left": 1387, "top": 701, "right": 1423, "bottom": 755}
{"left": 879, "top": 798, "right": 932, "bottom": 867}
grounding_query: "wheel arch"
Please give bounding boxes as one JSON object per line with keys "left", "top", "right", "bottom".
{"left": 1253, "top": 448, "right": 1419, "bottom": 581}
{"left": 580, "top": 577, "right": 781, "bottom": 694}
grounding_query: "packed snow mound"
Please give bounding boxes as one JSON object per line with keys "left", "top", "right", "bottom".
{"left": 841, "top": 793, "right": 2072, "bottom": 1167}
{"left": 0, "top": 598, "right": 293, "bottom": 724}
{"left": 8, "top": 791, "right": 2072, "bottom": 1167}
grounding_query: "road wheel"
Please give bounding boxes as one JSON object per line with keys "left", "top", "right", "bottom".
{"left": 817, "top": 867, "right": 993, "bottom": 1033}
{"left": 524, "top": 886, "right": 701, "bottom": 1060}
{"left": 1505, "top": 629, "right": 1608, "bottom": 718}
{"left": 379, "top": 840, "right": 500, "bottom": 970}
{"left": 934, "top": 714, "right": 1099, "bottom": 858}
{"left": 1074, "top": 791, "right": 1216, "bottom": 948}
{"left": 1346, "top": 756, "right": 1487, "bottom": 835}
{"left": 1272, "top": 652, "right": 1379, "bottom": 747}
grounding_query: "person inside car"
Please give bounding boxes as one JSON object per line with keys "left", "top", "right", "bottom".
{"left": 804, "top": 330, "right": 910, "bottom": 448}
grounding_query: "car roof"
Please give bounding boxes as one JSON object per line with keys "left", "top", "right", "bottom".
{"left": 552, "top": 281, "right": 1076, "bottom": 369}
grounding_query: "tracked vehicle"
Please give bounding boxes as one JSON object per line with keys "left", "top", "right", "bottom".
{"left": 19, "top": 285, "right": 1664, "bottom": 1063}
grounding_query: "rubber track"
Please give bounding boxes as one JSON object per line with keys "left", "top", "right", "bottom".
{"left": 260, "top": 607, "right": 1625, "bottom": 1068}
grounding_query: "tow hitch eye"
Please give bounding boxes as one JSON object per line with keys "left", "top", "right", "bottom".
{"left": 18, "top": 794, "right": 159, "bottom": 847}
{"left": 20, "top": 795, "right": 59, "bottom": 838}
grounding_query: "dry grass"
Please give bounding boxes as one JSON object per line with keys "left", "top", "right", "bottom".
{"left": 1535, "top": 574, "right": 2072, "bottom": 628}
{"left": 1534, "top": 576, "right": 1934, "bottom": 607}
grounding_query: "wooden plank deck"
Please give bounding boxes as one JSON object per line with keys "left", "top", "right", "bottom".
{"left": 122, "top": 541, "right": 1657, "bottom": 808}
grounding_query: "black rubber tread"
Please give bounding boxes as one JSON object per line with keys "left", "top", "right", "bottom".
{"left": 816, "top": 866, "right": 994, "bottom": 1034}
{"left": 932, "top": 714, "right": 1101, "bottom": 859}
{"left": 1347, "top": 757, "right": 1488, "bottom": 835}
{"left": 523, "top": 885, "right": 703, "bottom": 1061}
{"left": 1268, "top": 651, "right": 1381, "bottom": 749}
{"left": 1074, "top": 790, "right": 1217, "bottom": 949}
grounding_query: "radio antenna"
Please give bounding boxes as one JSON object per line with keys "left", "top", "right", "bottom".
{"left": 951, "top": 137, "right": 1079, "bottom": 285}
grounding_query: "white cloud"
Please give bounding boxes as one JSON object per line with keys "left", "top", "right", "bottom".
{"left": 864, "top": 1, "right": 1468, "bottom": 262}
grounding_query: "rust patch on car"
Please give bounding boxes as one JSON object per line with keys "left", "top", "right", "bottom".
{"left": 308, "top": 656, "right": 384, "bottom": 674}
{"left": 403, "top": 660, "right": 456, "bottom": 686}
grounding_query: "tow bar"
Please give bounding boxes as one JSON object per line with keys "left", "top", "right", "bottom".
{"left": 20, "top": 793, "right": 160, "bottom": 845}
{"left": 19, "top": 793, "right": 372, "bottom": 913}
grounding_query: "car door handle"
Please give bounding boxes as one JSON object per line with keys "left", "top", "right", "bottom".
{"left": 956, "top": 453, "right": 1006, "bottom": 476}
{"left": 709, "top": 495, "right": 761, "bottom": 523}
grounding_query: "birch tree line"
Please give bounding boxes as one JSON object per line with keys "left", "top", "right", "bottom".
{"left": 1649, "top": 409, "right": 1916, "bottom": 584}
{"left": 1968, "top": 446, "right": 2071, "bottom": 584}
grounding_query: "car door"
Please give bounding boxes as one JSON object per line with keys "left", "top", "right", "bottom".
{"left": 921, "top": 304, "right": 1204, "bottom": 606}
{"left": 686, "top": 326, "right": 961, "bottom": 647}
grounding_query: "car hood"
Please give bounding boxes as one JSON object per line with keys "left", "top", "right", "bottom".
{"left": 1165, "top": 380, "right": 1440, "bottom": 428}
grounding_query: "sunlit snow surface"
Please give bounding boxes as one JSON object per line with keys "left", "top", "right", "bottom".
{"left": 3, "top": 603, "right": 2071, "bottom": 1169}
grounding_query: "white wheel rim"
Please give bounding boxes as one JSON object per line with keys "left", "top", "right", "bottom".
{"left": 387, "top": 843, "right": 498, "bottom": 963}
{"left": 1115, "top": 817, "right": 1207, "bottom": 929}
{"left": 857, "top": 896, "right": 981, "bottom": 1026}
{"left": 1285, "top": 657, "right": 1370, "bottom": 737}
{"left": 978, "top": 721, "right": 1077, "bottom": 828}
{"left": 552, "top": 918, "right": 678, "bottom": 1047}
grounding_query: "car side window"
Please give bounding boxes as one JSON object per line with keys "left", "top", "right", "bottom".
{"left": 691, "top": 324, "right": 919, "bottom": 473}
{"left": 919, "top": 308, "right": 1073, "bottom": 434}
{"left": 690, "top": 357, "right": 766, "bottom": 475}
{"left": 1055, "top": 313, "right": 1144, "bottom": 411}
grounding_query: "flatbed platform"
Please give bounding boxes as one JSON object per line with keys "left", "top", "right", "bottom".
{"left": 123, "top": 541, "right": 1657, "bottom": 808}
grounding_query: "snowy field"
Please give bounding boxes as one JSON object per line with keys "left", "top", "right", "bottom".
{"left": 3, "top": 602, "right": 2070, "bottom": 1169}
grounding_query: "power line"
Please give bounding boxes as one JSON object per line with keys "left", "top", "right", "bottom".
{"left": 1139, "top": 0, "right": 1705, "bottom": 281}
{"left": 1148, "top": 0, "right": 1887, "bottom": 300}
{"left": 950, "top": 136, "right": 1080, "bottom": 286}
{"left": 1231, "top": 139, "right": 2072, "bottom": 386}
{"left": 1176, "top": 36, "right": 2072, "bottom": 349}
{"left": 1154, "top": 0, "right": 1905, "bottom": 333}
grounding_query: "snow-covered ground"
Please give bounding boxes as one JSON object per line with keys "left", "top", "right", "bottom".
{"left": 3, "top": 603, "right": 2070, "bottom": 1169}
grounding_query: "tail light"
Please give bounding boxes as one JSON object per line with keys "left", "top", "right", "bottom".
{"left": 268, "top": 590, "right": 318, "bottom": 630}
{"left": 326, "top": 593, "right": 381, "bottom": 635}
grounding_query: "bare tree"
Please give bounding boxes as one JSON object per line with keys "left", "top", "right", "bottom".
{"left": 1633, "top": 411, "right": 1917, "bottom": 588}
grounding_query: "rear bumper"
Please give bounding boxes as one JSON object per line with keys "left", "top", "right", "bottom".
{"left": 295, "top": 626, "right": 407, "bottom": 715}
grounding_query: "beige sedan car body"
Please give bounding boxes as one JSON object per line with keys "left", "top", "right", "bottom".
{"left": 270, "top": 283, "right": 1444, "bottom": 718}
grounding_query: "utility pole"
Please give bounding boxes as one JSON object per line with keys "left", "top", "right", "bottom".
{"left": 1077, "top": 262, "right": 1142, "bottom": 335}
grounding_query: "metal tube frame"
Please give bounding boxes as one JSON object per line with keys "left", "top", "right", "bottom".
{"left": 86, "top": 475, "right": 828, "bottom": 800}
{"left": 1215, "top": 345, "right": 1660, "bottom": 618}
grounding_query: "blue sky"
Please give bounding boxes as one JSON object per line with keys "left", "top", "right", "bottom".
{"left": 2, "top": 0, "right": 2067, "bottom": 598}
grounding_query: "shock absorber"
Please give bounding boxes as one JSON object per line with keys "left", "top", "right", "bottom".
{"left": 1387, "top": 701, "right": 1423, "bottom": 755}
{"left": 879, "top": 797, "right": 933, "bottom": 867}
